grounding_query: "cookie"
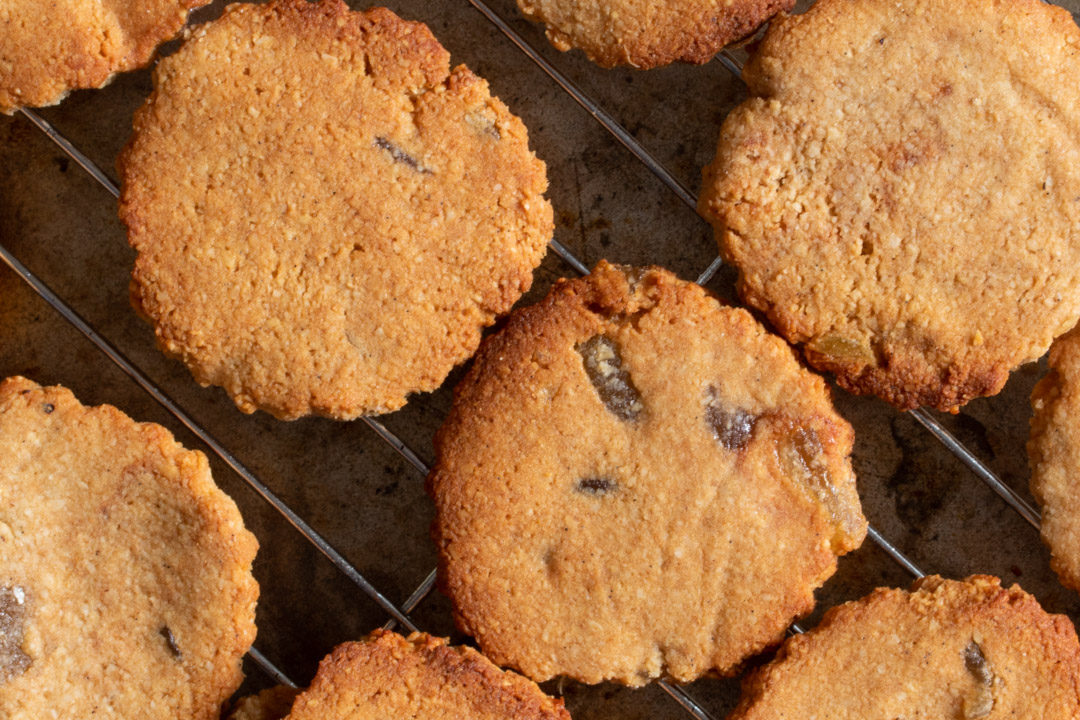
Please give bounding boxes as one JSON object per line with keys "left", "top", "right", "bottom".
{"left": 0, "top": 0, "right": 209, "bottom": 113}
{"left": 516, "top": 0, "right": 794, "bottom": 69}
{"left": 118, "top": 0, "right": 553, "bottom": 420}
{"left": 730, "top": 575, "right": 1080, "bottom": 719}
{"left": 229, "top": 686, "right": 300, "bottom": 720}
{"left": 0, "top": 377, "right": 259, "bottom": 718}
{"left": 1029, "top": 325, "right": 1080, "bottom": 594}
{"left": 699, "top": 0, "right": 1080, "bottom": 412}
{"left": 282, "top": 630, "right": 570, "bottom": 719}
{"left": 429, "top": 260, "right": 866, "bottom": 685}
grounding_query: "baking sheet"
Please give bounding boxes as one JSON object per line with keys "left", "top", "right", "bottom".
{"left": 2, "top": 0, "right": 1079, "bottom": 716}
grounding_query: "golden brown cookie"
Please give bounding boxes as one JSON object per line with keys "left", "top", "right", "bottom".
{"left": 429, "top": 260, "right": 866, "bottom": 686}
{"left": 0, "top": 0, "right": 209, "bottom": 113}
{"left": 0, "top": 377, "right": 259, "bottom": 719}
{"left": 730, "top": 575, "right": 1080, "bottom": 719}
{"left": 699, "top": 0, "right": 1080, "bottom": 412}
{"left": 282, "top": 630, "right": 570, "bottom": 719}
{"left": 229, "top": 686, "right": 300, "bottom": 720}
{"left": 517, "top": 0, "right": 794, "bottom": 69}
{"left": 1030, "top": 325, "right": 1080, "bottom": 595}
{"left": 118, "top": 0, "right": 553, "bottom": 420}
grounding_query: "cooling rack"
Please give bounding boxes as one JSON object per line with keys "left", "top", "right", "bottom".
{"left": 2, "top": 0, "right": 1079, "bottom": 717}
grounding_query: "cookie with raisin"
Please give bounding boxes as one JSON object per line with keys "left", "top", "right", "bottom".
{"left": 429, "top": 261, "right": 866, "bottom": 685}
{"left": 281, "top": 630, "right": 569, "bottom": 719}
{"left": 699, "top": 0, "right": 1080, "bottom": 411}
{"left": 0, "top": 0, "right": 210, "bottom": 113}
{"left": 118, "top": 0, "right": 552, "bottom": 419}
{"left": 516, "top": 0, "right": 793, "bottom": 69}
{"left": 0, "top": 376, "right": 258, "bottom": 719}
{"left": 730, "top": 575, "right": 1080, "bottom": 719}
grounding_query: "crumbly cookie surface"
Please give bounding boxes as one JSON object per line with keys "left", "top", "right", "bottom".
{"left": 731, "top": 575, "right": 1080, "bottom": 719}
{"left": 118, "top": 0, "right": 552, "bottom": 420}
{"left": 230, "top": 686, "right": 300, "bottom": 720}
{"left": 283, "top": 630, "right": 570, "bottom": 719}
{"left": 0, "top": 0, "right": 208, "bottom": 113}
{"left": 699, "top": 0, "right": 1080, "bottom": 411}
{"left": 1030, "top": 325, "right": 1080, "bottom": 595}
{"left": 517, "top": 0, "right": 793, "bottom": 69}
{"left": 429, "top": 261, "right": 866, "bottom": 685}
{"left": 0, "top": 377, "right": 259, "bottom": 719}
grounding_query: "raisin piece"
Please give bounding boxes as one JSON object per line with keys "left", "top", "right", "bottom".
{"left": 808, "top": 334, "right": 875, "bottom": 366}
{"left": 963, "top": 641, "right": 995, "bottom": 719}
{"left": 578, "top": 335, "right": 642, "bottom": 422}
{"left": 576, "top": 477, "right": 617, "bottom": 495}
{"left": 0, "top": 585, "right": 31, "bottom": 683}
{"left": 42, "top": 403, "right": 54, "bottom": 414}
{"left": 705, "top": 387, "right": 755, "bottom": 451}
{"left": 373, "top": 137, "right": 432, "bottom": 174}
{"left": 161, "top": 626, "right": 183, "bottom": 661}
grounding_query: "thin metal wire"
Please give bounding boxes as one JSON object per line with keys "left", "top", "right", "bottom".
{"left": 910, "top": 408, "right": 1041, "bottom": 529}
{"left": 0, "top": 241, "right": 418, "bottom": 633}
{"left": 695, "top": 256, "right": 724, "bottom": 286}
{"left": 248, "top": 646, "right": 299, "bottom": 689}
{"left": 19, "top": 108, "right": 120, "bottom": 197}
{"left": 660, "top": 682, "right": 720, "bottom": 720}
{"left": 361, "top": 416, "right": 431, "bottom": 476}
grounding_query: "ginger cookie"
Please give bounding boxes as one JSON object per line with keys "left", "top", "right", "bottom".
{"left": 1029, "top": 325, "right": 1080, "bottom": 595}
{"left": 230, "top": 686, "right": 300, "bottom": 720}
{"left": 699, "top": 0, "right": 1080, "bottom": 412}
{"left": 730, "top": 575, "right": 1080, "bottom": 719}
{"left": 118, "top": 0, "right": 553, "bottom": 420}
{"left": 281, "top": 630, "right": 570, "bottom": 720}
{"left": 429, "top": 261, "right": 866, "bottom": 685}
{"left": 0, "top": 377, "right": 258, "bottom": 719}
{"left": 0, "top": 0, "right": 209, "bottom": 113}
{"left": 516, "top": 0, "right": 794, "bottom": 69}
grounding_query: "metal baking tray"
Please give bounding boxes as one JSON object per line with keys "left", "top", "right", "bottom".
{"left": 2, "top": 0, "right": 1078, "bottom": 716}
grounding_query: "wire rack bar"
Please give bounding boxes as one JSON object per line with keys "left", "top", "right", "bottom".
{"left": 0, "top": 239, "right": 418, "bottom": 634}
{"left": 20, "top": 108, "right": 120, "bottom": 197}
{"left": 248, "top": 645, "right": 299, "bottom": 689}
{"left": 660, "top": 682, "right": 719, "bottom": 720}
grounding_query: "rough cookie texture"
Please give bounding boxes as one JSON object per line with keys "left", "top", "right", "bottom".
{"left": 517, "top": 0, "right": 794, "bottom": 69}
{"left": 730, "top": 575, "right": 1080, "bottom": 719}
{"left": 118, "top": 0, "right": 552, "bottom": 419}
{"left": 429, "top": 261, "right": 866, "bottom": 685}
{"left": 699, "top": 0, "right": 1080, "bottom": 411}
{"left": 0, "top": 0, "right": 209, "bottom": 113}
{"left": 230, "top": 686, "right": 300, "bottom": 720}
{"left": 1030, "top": 325, "right": 1080, "bottom": 595}
{"left": 283, "top": 630, "right": 570, "bottom": 719}
{"left": 0, "top": 377, "right": 258, "bottom": 719}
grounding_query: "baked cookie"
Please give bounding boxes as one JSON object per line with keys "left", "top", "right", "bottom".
{"left": 730, "top": 575, "right": 1080, "bottom": 719}
{"left": 118, "top": 0, "right": 553, "bottom": 420}
{"left": 229, "top": 686, "right": 300, "bottom": 720}
{"left": 0, "top": 377, "right": 259, "bottom": 719}
{"left": 699, "top": 0, "right": 1080, "bottom": 412}
{"left": 516, "top": 0, "right": 794, "bottom": 69}
{"left": 0, "top": 0, "right": 209, "bottom": 113}
{"left": 282, "top": 630, "right": 570, "bottom": 719}
{"left": 1030, "top": 325, "right": 1080, "bottom": 595}
{"left": 429, "top": 261, "right": 866, "bottom": 685}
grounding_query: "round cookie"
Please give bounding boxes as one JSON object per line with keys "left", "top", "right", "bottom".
{"left": 729, "top": 575, "right": 1080, "bottom": 719}
{"left": 516, "top": 0, "right": 794, "bottom": 69}
{"left": 429, "top": 260, "right": 866, "bottom": 686}
{"left": 0, "top": 377, "right": 259, "bottom": 719}
{"left": 283, "top": 630, "right": 570, "bottom": 719}
{"left": 118, "top": 0, "right": 553, "bottom": 420}
{"left": 1029, "top": 325, "right": 1080, "bottom": 594}
{"left": 0, "top": 0, "right": 209, "bottom": 113}
{"left": 230, "top": 686, "right": 300, "bottom": 720}
{"left": 699, "top": 0, "right": 1080, "bottom": 412}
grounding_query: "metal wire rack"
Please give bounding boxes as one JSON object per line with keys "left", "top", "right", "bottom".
{"left": 2, "top": 0, "right": 1077, "bottom": 717}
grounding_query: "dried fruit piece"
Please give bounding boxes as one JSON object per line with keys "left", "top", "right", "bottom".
{"left": 808, "top": 334, "right": 875, "bottom": 366}
{"left": 705, "top": 386, "right": 755, "bottom": 451}
{"left": 373, "top": 136, "right": 432, "bottom": 174}
{"left": 963, "top": 641, "right": 995, "bottom": 719}
{"left": 0, "top": 585, "right": 30, "bottom": 683}
{"left": 161, "top": 626, "right": 183, "bottom": 661}
{"left": 778, "top": 426, "right": 862, "bottom": 538}
{"left": 576, "top": 477, "right": 617, "bottom": 495}
{"left": 578, "top": 335, "right": 642, "bottom": 422}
